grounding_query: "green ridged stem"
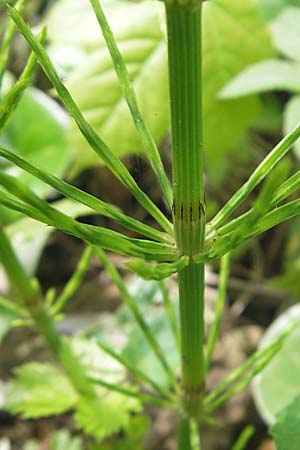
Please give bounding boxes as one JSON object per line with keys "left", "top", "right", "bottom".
{"left": 165, "top": 1, "right": 205, "bottom": 421}
{"left": 177, "top": 417, "right": 192, "bottom": 450}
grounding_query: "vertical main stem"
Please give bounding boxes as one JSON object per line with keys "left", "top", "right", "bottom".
{"left": 165, "top": 1, "right": 205, "bottom": 419}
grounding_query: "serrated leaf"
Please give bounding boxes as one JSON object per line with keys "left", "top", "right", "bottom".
{"left": 59, "top": 336, "right": 142, "bottom": 441}
{"left": 46, "top": 0, "right": 273, "bottom": 183}
{"left": 284, "top": 95, "right": 300, "bottom": 158}
{"left": 75, "top": 393, "right": 141, "bottom": 442}
{"left": 271, "top": 396, "right": 300, "bottom": 450}
{"left": 4, "top": 362, "right": 78, "bottom": 418}
{"left": 89, "top": 415, "right": 150, "bottom": 450}
{"left": 252, "top": 305, "right": 300, "bottom": 425}
{"left": 220, "top": 60, "right": 300, "bottom": 98}
{"left": 270, "top": 7, "right": 300, "bottom": 62}
{"left": 0, "top": 86, "right": 71, "bottom": 223}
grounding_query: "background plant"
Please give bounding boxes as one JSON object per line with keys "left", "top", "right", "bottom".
{"left": 1, "top": 1, "right": 300, "bottom": 450}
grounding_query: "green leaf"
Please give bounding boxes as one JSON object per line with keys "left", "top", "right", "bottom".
{"left": 220, "top": 60, "right": 300, "bottom": 98}
{"left": 259, "top": 0, "right": 300, "bottom": 21}
{"left": 203, "top": 0, "right": 274, "bottom": 182}
{"left": 284, "top": 95, "right": 300, "bottom": 158}
{"left": 46, "top": 0, "right": 273, "bottom": 183}
{"left": 252, "top": 304, "right": 300, "bottom": 425}
{"left": 62, "top": 1, "right": 168, "bottom": 177}
{"left": 89, "top": 416, "right": 150, "bottom": 450}
{"left": 75, "top": 393, "right": 141, "bottom": 442}
{"left": 60, "top": 336, "right": 142, "bottom": 441}
{"left": 270, "top": 7, "right": 300, "bottom": 62}
{"left": 271, "top": 396, "right": 300, "bottom": 450}
{"left": 0, "top": 301, "right": 16, "bottom": 344}
{"left": 4, "top": 362, "right": 78, "bottom": 418}
{"left": 0, "top": 86, "right": 71, "bottom": 223}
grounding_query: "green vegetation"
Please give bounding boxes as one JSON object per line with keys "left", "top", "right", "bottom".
{"left": 1, "top": 0, "right": 300, "bottom": 449}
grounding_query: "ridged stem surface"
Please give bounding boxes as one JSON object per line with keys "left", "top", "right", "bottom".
{"left": 165, "top": 1, "right": 205, "bottom": 419}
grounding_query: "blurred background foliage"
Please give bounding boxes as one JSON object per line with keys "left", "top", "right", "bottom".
{"left": 2, "top": 0, "right": 300, "bottom": 449}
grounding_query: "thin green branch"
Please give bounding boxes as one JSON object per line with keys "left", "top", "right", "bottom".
{"left": 0, "top": 146, "right": 171, "bottom": 243}
{"left": 0, "top": 0, "right": 24, "bottom": 85}
{"left": 94, "top": 247, "right": 179, "bottom": 390}
{"left": 89, "top": 376, "right": 171, "bottom": 407}
{"left": 206, "top": 198, "right": 300, "bottom": 261}
{"left": 95, "top": 340, "right": 174, "bottom": 400}
{"left": 206, "top": 348, "right": 278, "bottom": 412}
{"left": 215, "top": 166, "right": 300, "bottom": 240}
{"left": 8, "top": 5, "right": 173, "bottom": 235}
{"left": 204, "top": 324, "right": 295, "bottom": 408}
{"left": 159, "top": 279, "right": 180, "bottom": 351}
{"left": 53, "top": 246, "right": 94, "bottom": 314}
{"left": 0, "top": 27, "right": 46, "bottom": 131}
{"left": 272, "top": 168, "right": 300, "bottom": 204}
{"left": 0, "top": 294, "right": 26, "bottom": 316}
{"left": 90, "top": 0, "right": 173, "bottom": 209}
{"left": 205, "top": 253, "right": 230, "bottom": 373}
{"left": 230, "top": 426, "right": 255, "bottom": 450}
{"left": 0, "top": 173, "right": 176, "bottom": 260}
{"left": 208, "top": 124, "right": 300, "bottom": 232}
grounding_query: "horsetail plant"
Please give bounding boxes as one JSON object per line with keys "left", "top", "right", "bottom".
{"left": 1, "top": 0, "right": 300, "bottom": 448}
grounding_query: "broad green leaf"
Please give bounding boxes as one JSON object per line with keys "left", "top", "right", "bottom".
{"left": 46, "top": 0, "right": 168, "bottom": 177}
{"left": 270, "top": 7, "right": 300, "bottom": 62}
{"left": 0, "top": 302, "right": 16, "bottom": 344}
{"left": 203, "top": 0, "right": 274, "bottom": 182}
{"left": 0, "top": 86, "right": 71, "bottom": 223}
{"left": 259, "top": 0, "right": 300, "bottom": 20}
{"left": 284, "top": 95, "right": 300, "bottom": 158}
{"left": 271, "top": 396, "right": 300, "bottom": 450}
{"left": 252, "top": 304, "right": 300, "bottom": 425}
{"left": 4, "top": 362, "right": 78, "bottom": 418}
{"left": 220, "top": 60, "right": 300, "bottom": 98}
{"left": 118, "top": 277, "right": 179, "bottom": 389}
{"left": 46, "top": 0, "right": 273, "bottom": 183}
